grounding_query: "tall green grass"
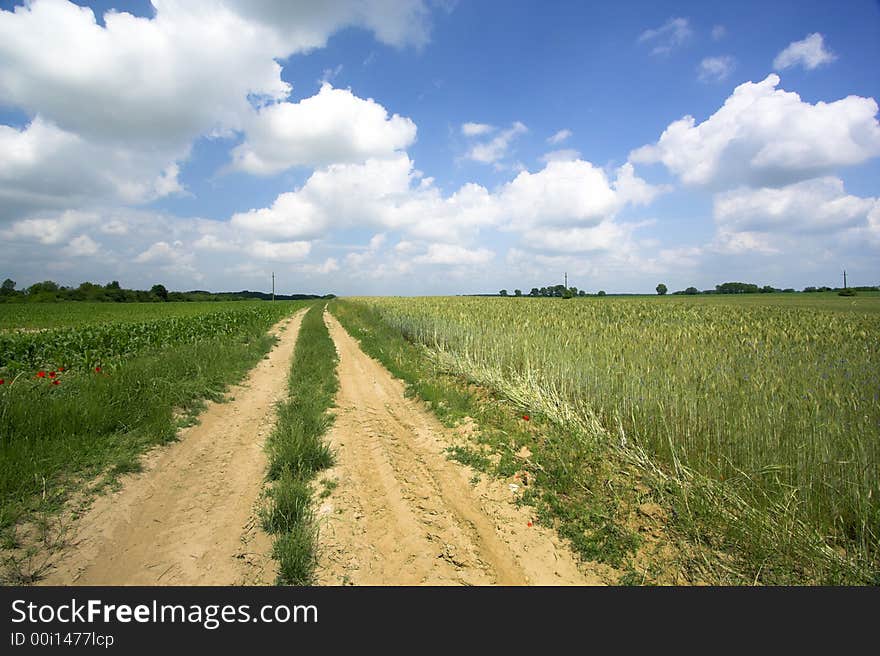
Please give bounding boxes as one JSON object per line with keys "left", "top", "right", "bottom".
{"left": 340, "top": 295, "right": 880, "bottom": 583}
{"left": 262, "top": 303, "right": 337, "bottom": 585}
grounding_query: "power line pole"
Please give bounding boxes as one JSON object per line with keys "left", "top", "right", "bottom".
{"left": 272, "top": 271, "right": 275, "bottom": 302}
{"left": 843, "top": 270, "right": 847, "bottom": 290}
{"left": 564, "top": 271, "right": 568, "bottom": 289}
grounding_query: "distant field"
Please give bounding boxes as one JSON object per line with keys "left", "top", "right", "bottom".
{"left": 0, "top": 301, "right": 265, "bottom": 330}
{"left": 347, "top": 293, "right": 880, "bottom": 580}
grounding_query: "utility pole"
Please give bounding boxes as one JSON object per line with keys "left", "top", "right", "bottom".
{"left": 272, "top": 271, "right": 275, "bottom": 302}
{"left": 843, "top": 270, "right": 847, "bottom": 290}
{"left": 564, "top": 271, "right": 568, "bottom": 289}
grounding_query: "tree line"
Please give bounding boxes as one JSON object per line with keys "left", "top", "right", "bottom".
{"left": 0, "top": 279, "right": 332, "bottom": 303}
{"left": 495, "top": 280, "right": 878, "bottom": 298}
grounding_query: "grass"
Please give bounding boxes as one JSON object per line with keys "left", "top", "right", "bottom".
{"left": 262, "top": 303, "right": 338, "bottom": 585}
{"left": 331, "top": 296, "right": 879, "bottom": 584}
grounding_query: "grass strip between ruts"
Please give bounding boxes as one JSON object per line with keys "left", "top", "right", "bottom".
{"left": 262, "top": 303, "right": 337, "bottom": 585}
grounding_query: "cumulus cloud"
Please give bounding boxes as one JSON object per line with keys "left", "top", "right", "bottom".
{"left": 630, "top": 74, "right": 880, "bottom": 189}
{"left": 135, "top": 241, "right": 187, "bottom": 264}
{"left": 224, "top": 150, "right": 661, "bottom": 260}
{"left": 638, "top": 17, "right": 692, "bottom": 55}
{"left": 465, "top": 121, "right": 527, "bottom": 164}
{"left": 461, "top": 122, "right": 494, "bottom": 137}
{"left": 773, "top": 33, "right": 836, "bottom": 71}
{"left": 0, "top": 0, "right": 432, "bottom": 218}
{"left": 547, "top": 129, "right": 572, "bottom": 145}
{"left": 714, "top": 178, "right": 879, "bottom": 235}
{"left": 5, "top": 209, "right": 100, "bottom": 245}
{"left": 223, "top": 0, "right": 432, "bottom": 50}
{"left": 0, "top": 118, "right": 186, "bottom": 220}
{"left": 697, "top": 56, "right": 735, "bottom": 83}
{"left": 63, "top": 235, "right": 101, "bottom": 257}
{"left": 231, "top": 84, "right": 417, "bottom": 174}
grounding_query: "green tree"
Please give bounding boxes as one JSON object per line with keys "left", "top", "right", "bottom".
{"left": 1, "top": 278, "right": 16, "bottom": 295}
{"left": 684, "top": 286, "right": 699, "bottom": 295}
{"left": 499, "top": 289, "right": 508, "bottom": 297}
{"left": 656, "top": 283, "right": 668, "bottom": 295}
{"left": 597, "top": 290, "right": 606, "bottom": 296}
{"left": 529, "top": 288, "right": 540, "bottom": 296}
{"left": 514, "top": 289, "right": 522, "bottom": 296}
{"left": 151, "top": 284, "right": 169, "bottom": 301}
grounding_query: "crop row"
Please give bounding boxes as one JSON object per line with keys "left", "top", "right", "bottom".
{"left": 0, "top": 302, "right": 299, "bottom": 375}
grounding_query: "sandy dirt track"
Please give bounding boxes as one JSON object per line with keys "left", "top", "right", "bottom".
{"left": 315, "top": 311, "right": 603, "bottom": 585}
{"left": 39, "top": 310, "right": 307, "bottom": 586}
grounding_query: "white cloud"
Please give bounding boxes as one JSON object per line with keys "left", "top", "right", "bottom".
{"left": 135, "top": 241, "right": 186, "bottom": 264}
{"left": 540, "top": 149, "right": 581, "bottom": 163}
{"left": 461, "top": 122, "right": 494, "bottom": 137}
{"left": 0, "top": 0, "right": 432, "bottom": 219}
{"left": 231, "top": 84, "right": 417, "bottom": 175}
{"left": 413, "top": 243, "right": 494, "bottom": 265}
{"left": 714, "top": 178, "right": 878, "bottom": 235}
{"left": 497, "top": 160, "right": 659, "bottom": 231}
{"left": 638, "top": 17, "right": 692, "bottom": 55}
{"left": 711, "top": 25, "right": 726, "bottom": 41}
{"left": 63, "top": 234, "right": 100, "bottom": 257}
{"left": 773, "top": 33, "right": 836, "bottom": 71}
{"left": 223, "top": 0, "right": 432, "bottom": 50}
{"left": 547, "top": 129, "right": 572, "bottom": 145}
{"left": 698, "top": 56, "right": 735, "bottom": 83}
{"left": 5, "top": 209, "right": 99, "bottom": 245}
{"left": 0, "top": 118, "right": 187, "bottom": 220}
{"left": 519, "top": 221, "right": 638, "bottom": 254}
{"left": 465, "top": 121, "right": 527, "bottom": 164}
{"left": 245, "top": 240, "right": 312, "bottom": 261}
{"left": 630, "top": 74, "right": 880, "bottom": 189}
{"left": 711, "top": 230, "right": 780, "bottom": 255}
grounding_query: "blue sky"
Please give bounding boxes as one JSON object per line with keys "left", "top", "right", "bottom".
{"left": 1, "top": 0, "right": 878, "bottom": 295}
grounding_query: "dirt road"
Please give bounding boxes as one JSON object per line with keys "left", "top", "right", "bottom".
{"left": 315, "top": 312, "right": 604, "bottom": 585}
{"left": 39, "top": 310, "right": 307, "bottom": 586}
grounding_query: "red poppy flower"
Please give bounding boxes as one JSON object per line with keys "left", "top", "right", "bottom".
{"left": 49, "top": 371, "right": 56, "bottom": 378}
{"left": 522, "top": 414, "right": 530, "bottom": 421}
{"left": 527, "top": 521, "right": 533, "bottom": 527}
{"left": 58, "top": 367, "right": 65, "bottom": 372}
{"left": 0, "top": 379, "right": 4, "bottom": 385}
{"left": 51, "top": 379, "right": 60, "bottom": 386}
{"left": 94, "top": 366, "right": 101, "bottom": 373}
{"left": 36, "top": 371, "right": 46, "bottom": 378}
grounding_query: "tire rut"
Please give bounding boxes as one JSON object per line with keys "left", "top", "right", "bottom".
{"left": 316, "top": 311, "right": 604, "bottom": 586}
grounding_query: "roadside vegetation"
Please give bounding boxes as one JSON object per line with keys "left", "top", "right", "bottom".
{"left": 262, "top": 303, "right": 338, "bottom": 585}
{"left": 331, "top": 295, "right": 879, "bottom": 584}
{"left": 0, "top": 300, "right": 307, "bottom": 573}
